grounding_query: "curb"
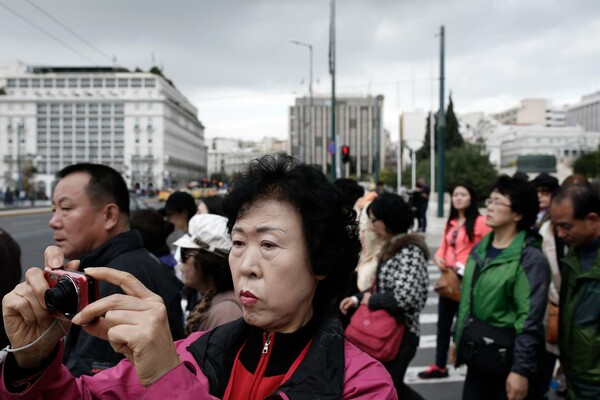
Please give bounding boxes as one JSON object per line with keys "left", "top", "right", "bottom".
{"left": 0, "top": 207, "right": 52, "bottom": 218}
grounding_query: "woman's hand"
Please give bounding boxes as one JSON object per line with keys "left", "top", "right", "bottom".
{"left": 71, "top": 267, "right": 181, "bottom": 387}
{"left": 434, "top": 255, "right": 446, "bottom": 270}
{"left": 339, "top": 296, "right": 359, "bottom": 315}
{"left": 360, "top": 292, "right": 371, "bottom": 305}
{"left": 448, "top": 342, "right": 456, "bottom": 365}
{"left": 2, "top": 268, "right": 69, "bottom": 369}
{"left": 506, "top": 372, "right": 528, "bottom": 400}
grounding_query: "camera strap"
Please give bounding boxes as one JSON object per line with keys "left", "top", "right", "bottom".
{"left": 0, "top": 319, "right": 68, "bottom": 363}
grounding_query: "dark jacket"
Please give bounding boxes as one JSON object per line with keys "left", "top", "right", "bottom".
{"left": 187, "top": 312, "right": 392, "bottom": 399}
{"left": 0, "top": 227, "right": 22, "bottom": 349}
{"left": 559, "top": 244, "right": 600, "bottom": 399}
{"left": 455, "top": 231, "right": 549, "bottom": 377}
{"left": 63, "top": 230, "right": 184, "bottom": 377}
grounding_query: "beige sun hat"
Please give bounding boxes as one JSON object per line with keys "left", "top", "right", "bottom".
{"left": 173, "top": 214, "right": 232, "bottom": 258}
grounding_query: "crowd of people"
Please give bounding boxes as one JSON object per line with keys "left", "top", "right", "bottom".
{"left": 1, "top": 153, "right": 599, "bottom": 399}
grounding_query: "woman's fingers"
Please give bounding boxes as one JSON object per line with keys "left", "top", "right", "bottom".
{"left": 44, "top": 246, "right": 65, "bottom": 269}
{"left": 84, "top": 267, "right": 161, "bottom": 301}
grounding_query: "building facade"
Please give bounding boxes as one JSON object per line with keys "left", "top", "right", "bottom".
{"left": 0, "top": 62, "right": 207, "bottom": 196}
{"left": 207, "top": 136, "right": 287, "bottom": 178}
{"left": 288, "top": 95, "right": 385, "bottom": 179}
{"left": 492, "top": 99, "right": 566, "bottom": 127}
{"left": 566, "top": 90, "right": 600, "bottom": 132}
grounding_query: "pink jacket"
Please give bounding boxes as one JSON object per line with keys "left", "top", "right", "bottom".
{"left": 434, "top": 215, "right": 491, "bottom": 270}
{"left": 1, "top": 333, "right": 397, "bottom": 399}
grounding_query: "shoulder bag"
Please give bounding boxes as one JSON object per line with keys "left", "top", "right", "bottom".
{"left": 434, "top": 226, "right": 462, "bottom": 302}
{"left": 457, "top": 262, "right": 516, "bottom": 377}
{"left": 345, "top": 279, "right": 405, "bottom": 362}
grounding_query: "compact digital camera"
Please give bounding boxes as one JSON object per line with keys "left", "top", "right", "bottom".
{"left": 44, "top": 268, "right": 99, "bottom": 320}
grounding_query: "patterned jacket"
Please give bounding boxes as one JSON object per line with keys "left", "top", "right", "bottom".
{"left": 364, "top": 234, "right": 430, "bottom": 336}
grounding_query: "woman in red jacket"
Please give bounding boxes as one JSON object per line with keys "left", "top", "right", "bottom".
{"left": 418, "top": 182, "right": 490, "bottom": 379}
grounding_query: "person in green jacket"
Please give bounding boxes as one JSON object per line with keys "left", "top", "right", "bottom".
{"left": 550, "top": 184, "right": 600, "bottom": 400}
{"left": 454, "top": 175, "right": 550, "bottom": 400}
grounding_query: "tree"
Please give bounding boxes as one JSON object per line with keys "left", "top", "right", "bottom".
{"left": 404, "top": 143, "right": 497, "bottom": 205}
{"left": 573, "top": 145, "right": 600, "bottom": 179}
{"left": 379, "top": 168, "right": 398, "bottom": 191}
{"left": 416, "top": 94, "right": 464, "bottom": 163}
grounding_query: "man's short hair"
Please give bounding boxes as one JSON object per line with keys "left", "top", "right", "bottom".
{"left": 552, "top": 184, "right": 600, "bottom": 220}
{"left": 56, "top": 163, "right": 130, "bottom": 216}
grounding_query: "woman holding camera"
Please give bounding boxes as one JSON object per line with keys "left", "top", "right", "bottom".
{"left": 1, "top": 153, "right": 396, "bottom": 399}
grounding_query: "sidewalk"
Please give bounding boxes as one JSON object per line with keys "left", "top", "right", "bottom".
{"left": 0, "top": 200, "right": 52, "bottom": 217}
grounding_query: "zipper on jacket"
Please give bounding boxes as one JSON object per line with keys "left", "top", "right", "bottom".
{"left": 248, "top": 332, "right": 274, "bottom": 399}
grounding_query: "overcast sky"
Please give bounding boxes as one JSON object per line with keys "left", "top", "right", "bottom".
{"left": 1, "top": 0, "right": 599, "bottom": 142}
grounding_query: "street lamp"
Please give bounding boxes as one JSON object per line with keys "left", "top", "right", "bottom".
{"left": 16, "top": 121, "right": 24, "bottom": 197}
{"left": 289, "top": 38, "right": 313, "bottom": 163}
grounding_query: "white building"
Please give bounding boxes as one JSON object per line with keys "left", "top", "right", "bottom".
{"left": 566, "top": 90, "right": 600, "bottom": 132}
{"left": 0, "top": 62, "right": 207, "bottom": 196}
{"left": 288, "top": 95, "right": 385, "bottom": 178}
{"left": 482, "top": 124, "right": 600, "bottom": 169}
{"left": 492, "top": 99, "right": 566, "bottom": 127}
{"left": 207, "top": 136, "right": 287, "bottom": 178}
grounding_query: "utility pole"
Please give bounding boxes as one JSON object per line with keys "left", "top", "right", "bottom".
{"left": 289, "top": 39, "right": 313, "bottom": 163}
{"left": 329, "top": 0, "right": 338, "bottom": 180}
{"left": 437, "top": 25, "right": 445, "bottom": 218}
{"left": 374, "top": 95, "right": 383, "bottom": 183}
{"left": 17, "top": 122, "right": 24, "bottom": 196}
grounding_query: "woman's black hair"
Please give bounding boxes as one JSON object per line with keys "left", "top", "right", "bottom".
{"left": 492, "top": 174, "right": 539, "bottom": 231}
{"left": 222, "top": 152, "right": 361, "bottom": 311}
{"left": 447, "top": 182, "right": 481, "bottom": 242}
{"left": 367, "top": 192, "right": 413, "bottom": 234}
{"left": 193, "top": 251, "right": 233, "bottom": 293}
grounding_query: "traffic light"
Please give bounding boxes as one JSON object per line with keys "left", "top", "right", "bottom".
{"left": 342, "top": 145, "right": 350, "bottom": 163}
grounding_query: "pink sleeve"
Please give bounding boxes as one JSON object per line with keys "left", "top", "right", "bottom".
{"left": 341, "top": 341, "right": 398, "bottom": 400}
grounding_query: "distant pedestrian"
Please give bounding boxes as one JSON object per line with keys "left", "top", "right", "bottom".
{"left": 413, "top": 177, "right": 430, "bottom": 232}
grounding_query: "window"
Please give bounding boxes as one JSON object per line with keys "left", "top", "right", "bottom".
{"left": 56, "top": 78, "right": 66, "bottom": 88}
{"left": 37, "top": 118, "right": 47, "bottom": 128}
{"left": 118, "top": 78, "right": 128, "bottom": 88}
{"left": 32, "top": 79, "right": 41, "bottom": 88}
{"left": 63, "top": 104, "right": 73, "bottom": 114}
{"left": 144, "top": 78, "right": 156, "bottom": 88}
{"left": 101, "top": 118, "right": 111, "bottom": 129}
{"left": 106, "top": 78, "right": 116, "bottom": 88}
{"left": 101, "top": 103, "right": 111, "bottom": 114}
{"left": 76, "top": 118, "right": 86, "bottom": 129}
{"left": 7, "top": 79, "right": 17, "bottom": 88}
{"left": 38, "top": 103, "right": 47, "bottom": 114}
{"left": 81, "top": 78, "right": 91, "bottom": 88}
{"left": 89, "top": 103, "right": 99, "bottom": 114}
{"left": 132, "top": 78, "right": 142, "bottom": 88}
{"left": 114, "top": 104, "right": 124, "bottom": 114}
{"left": 19, "top": 79, "right": 29, "bottom": 88}
{"left": 89, "top": 118, "right": 98, "bottom": 129}
{"left": 43, "top": 79, "right": 53, "bottom": 88}
{"left": 68, "top": 78, "right": 78, "bottom": 88}
{"left": 76, "top": 104, "right": 86, "bottom": 114}
{"left": 93, "top": 78, "right": 103, "bottom": 88}
{"left": 50, "top": 104, "right": 60, "bottom": 114}
{"left": 50, "top": 118, "right": 60, "bottom": 129}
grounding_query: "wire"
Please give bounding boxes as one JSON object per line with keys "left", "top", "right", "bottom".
{"left": 24, "top": 0, "right": 114, "bottom": 63}
{"left": 0, "top": 0, "right": 99, "bottom": 65}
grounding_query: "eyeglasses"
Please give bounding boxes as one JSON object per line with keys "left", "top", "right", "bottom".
{"left": 485, "top": 198, "right": 512, "bottom": 208}
{"left": 181, "top": 248, "right": 200, "bottom": 263}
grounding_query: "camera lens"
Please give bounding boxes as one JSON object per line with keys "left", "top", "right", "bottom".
{"left": 45, "top": 275, "right": 79, "bottom": 318}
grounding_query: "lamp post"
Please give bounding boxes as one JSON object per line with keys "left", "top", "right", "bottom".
{"left": 16, "top": 122, "right": 24, "bottom": 197}
{"left": 289, "top": 38, "right": 313, "bottom": 163}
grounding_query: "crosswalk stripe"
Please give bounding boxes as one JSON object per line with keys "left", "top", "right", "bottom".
{"left": 418, "top": 334, "right": 437, "bottom": 349}
{"left": 419, "top": 313, "right": 438, "bottom": 324}
{"left": 405, "top": 365, "right": 467, "bottom": 384}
